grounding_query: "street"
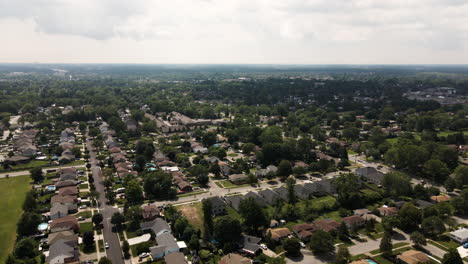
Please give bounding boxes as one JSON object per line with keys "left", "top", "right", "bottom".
{"left": 86, "top": 136, "right": 124, "bottom": 264}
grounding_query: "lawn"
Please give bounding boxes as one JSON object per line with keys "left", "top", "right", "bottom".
{"left": 76, "top": 211, "right": 93, "bottom": 219}
{"left": 80, "top": 222, "right": 94, "bottom": 234}
{"left": 226, "top": 205, "right": 243, "bottom": 222}
{"left": 220, "top": 180, "right": 249, "bottom": 189}
{"left": 9, "top": 160, "right": 49, "bottom": 171}
{"left": 0, "top": 176, "right": 31, "bottom": 263}
{"left": 177, "top": 202, "right": 204, "bottom": 234}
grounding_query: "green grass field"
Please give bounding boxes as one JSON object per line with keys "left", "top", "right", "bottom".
{"left": 0, "top": 176, "right": 31, "bottom": 263}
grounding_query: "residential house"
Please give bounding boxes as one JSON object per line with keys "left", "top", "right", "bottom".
{"left": 257, "top": 189, "right": 281, "bottom": 206}
{"left": 55, "top": 180, "right": 77, "bottom": 189}
{"left": 343, "top": 215, "right": 365, "bottom": 229}
{"left": 50, "top": 215, "right": 79, "bottom": 233}
{"left": 219, "top": 253, "right": 252, "bottom": 264}
{"left": 229, "top": 174, "right": 248, "bottom": 184}
{"left": 238, "top": 234, "right": 262, "bottom": 255}
{"left": 140, "top": 218, "right": 171, "bottom": 237}
{"left": 47, "top": 239, "right": 79, "bottom": 264}
{"left": 396, "top": 250, "right": 430, "bottom": 264}
{"left": 58, "top": 168, "right": 77, "bottom": 181}
{"left": 164, "top": 252, "right": 187, "bottom": 264}
{"left": 312, "top": 219, "right": 340, "bottom": 232}
{"left": 244, "top": 192, "right": 267, "bottom": 207}
{"left": 449, "top": 228, "right": 468, "bottom": 243}
{"left": 272, "top": 187, "right": 289, "bottom": 201}
{"left": 203, "top": 196, "right": 226, "bottom": 216}
{"left": 225, "top": 195, "right": 243, "bottom": 211}
{"left": 378, "top": 206, "right": 398, "bottom": 216}
{"left": 218, "top": 161, "right": 230, "bottom": 176}
{"left": 50, "top": 203, "right": 69, "bottom": 220}
{"left": 294, "top": 184, "right": 313, "bottom": 199}
{"left": 150, "top": 233, "right": 180, "bottom": 260}
{"left": 356, "top": 167, "right": 385, "bottom": 185}
{"left": 58, "top": 186, "right": 78, "bottom": 196}
{"left": 266, "top": 165, "right": 278, "bottom": 174}
{"left": 48, "top": 230, "right": 78, "bottom": 245}
{"left": 266, "top": 228, "right": 291, "bottom": 241}
{"left": 353, "top": 209, "right": 371, "bottom": 216}
{"left": 292, "top": 223, "right": 315, "bottom": 241}
{"left": 141, "top": 205, "right": 160, "bottom": 221}
{"left": 430, "top": 195, "right": 451, "bottom": 203}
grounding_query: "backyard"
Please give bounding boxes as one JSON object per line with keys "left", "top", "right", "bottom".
{"left": 177, "top": 202, "right": 204, "bottom": 234}
{"left": 0, "top": 176, "right": 31, "bottom": 263}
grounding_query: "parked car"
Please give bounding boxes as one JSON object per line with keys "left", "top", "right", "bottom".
{"left": 300, "top": 242, "right": 306, "bottom": 248}
{"left": 139, "top": 253, "right": 150, "bottom": 259}
{"left": 77, "top": 216, "right": 85, "bottom": 221}
{"left": 105, "top": 242, "right": 109, "bottom": 249}
{"left": 260, "top": 244, "right": 267, "bottom": 250}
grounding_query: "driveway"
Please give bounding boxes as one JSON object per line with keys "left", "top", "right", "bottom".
{"left": 286, "top": 249, "right": 334, "bottom": 264}
{"left": 348, "top": 230, "right": 410, "bottom": 256}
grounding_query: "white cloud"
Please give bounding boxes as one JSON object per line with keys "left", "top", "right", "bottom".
{"left": 0, "top": 0, "right": 467, "bottom": 63}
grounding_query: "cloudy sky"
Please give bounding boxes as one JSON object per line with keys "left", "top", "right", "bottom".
{"left": 0, "top": 0, "right": 467, "bottom": 64}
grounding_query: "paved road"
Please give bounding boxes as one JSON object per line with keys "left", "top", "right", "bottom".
{"left": 286, "top": 249, "right": 334, "bottom": 264}
{"left": 86, "top": 136, "right": 124, "bottom": 264}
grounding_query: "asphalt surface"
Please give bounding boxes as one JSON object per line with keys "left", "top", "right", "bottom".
{"left": 86, "top": 136, "right": 124, "bottom": 264}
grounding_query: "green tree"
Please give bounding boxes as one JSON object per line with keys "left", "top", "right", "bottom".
{"left": 122, "top": 240, "right": 131, "bottom": 259}
{"left": 82, "top": 231, "right": 95, "bottom": 251}
{"left": 382, "top": 172, "right": 412, "bottom": 197}
{"left": 189, "top": 165, "right": 210, "bottom": 186}
{"left": 379, "top": 232, "right": 392, "bottom": 258}
{"left": 286, "top": 177, "right": 297, "bottom": 204}
{"left": 92, "top": 213, "right": 103, "bottom": 229}
{"left": 17, "top": 212, "right": 41, "bottom": 237}
{"left": 398, "top": 203, "right": 422, "bottom": 231}
{"left": 454, "top": 165, "right": 468, "bottom": 189}
{"left": 423, "top": 159, "right": 450, "bottom": 183}
{"left": 333, "top": 173, "right": 362, "bottom": 209}
{"left": 29, "top": 167, "right": 43, "bottom": 182}
{"left": 410, "top": 231, "right": 426, "bottom": 248}
{"left": 14, "top": 238, "right": 38, "bottom": 259}
{"left": 421, "top": 216, "right": 446, "bottom": 237}
{"left": 442, "top": 248, "right": 463, "bottom": 264}
{"left": 125, "top": 179, "right": 144, "bottom": 204}
{"left": 282, "top": 238, "right": 301, "bottom": 257}
{"left": 22, "top": 190, "right": 37, "bottom": 212}
{"left": 202, "top": 199, "right": 214, "bottom": 239}
{"left": 239, "top": 197, "right": 268, "bottom": 232}
{"left": 98, "top": 257, "right": 112, "bottom": 264}
{"left": 335, "top": 245, "right": 351, "bottom": 264}
{"left": 309, "top": 230, "right": 334, "bottom": 255}
{"left": 111, "top": 212, "right": 126, "bottom": 232}
{"left": 277, "top": 160, "right": 292, "bottom": 179}
{"left": 213, "top": 216, "right": 241, "bottom": 245}
{"left": 202, "top": 132, "right": 217, "bottom": 147}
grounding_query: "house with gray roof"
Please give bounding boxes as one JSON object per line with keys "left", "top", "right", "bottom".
{"left": 150, "top": 233, "right": 180, "bottom": 260}
{"left": 48, "top": 230, "right": 77, "bottom": 245}
{"left": 244, "top": 192, "right": 267, "bottom": 207}
{"left": 47, "top": 239, "right": 79, "bottom": 264}
{"left": 203, "top": 196, "right": 226, "bottom": 216}
{"left": 140, "top": 218, "right": 171, "bottom": 237}
{"left": 356, "top": 167, "right": 385, "bottom": 185}
{"left": 238, "top": 234, "right": 262, "bottom": 255}
{"left": 50, "top": 203, "right": 69, "bottom": 220}
{"left": 294, "top": 185, "right": 313, "bottom": 199}
{"left": 272, "top": 187, "right": 289, "bottom": 201}
{"left": 257, "top": 189, "right": 281, "bottom": 206}
{"left": 225, "top": 195, "right": 244, "bottom": 211}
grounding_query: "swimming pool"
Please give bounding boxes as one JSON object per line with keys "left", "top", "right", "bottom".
{"left": 37, "top": 223, "right": 48, "bottom": 231}
{"left": 366, "top": 260, "right": 377, "bottom": 264}
{"left": 46, "top": 185, "right": 56, "bottom": 191}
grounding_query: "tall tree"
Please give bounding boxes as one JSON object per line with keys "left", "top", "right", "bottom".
{"left": 335, "top": 245, "right": 351, "bottom": 264}
{"left": 442, "top": 248, "right": 463, "bottom": 264}
{"left": 282, "top": 238, "right": 301, "bottom": 257}
{"left": 239, "top": 197, "right": 268, "bottom": 232}
{"left": 29, "top": 167, "right": 43, "bottom": 182}
{"left": 309, "top": 230, "right": 334, "bottom": 255}
{"left": 379, "top": 232, "right": 392, "bottom": 258}
{"left": 202, "top": 199, "right": 214, "bottom": 239}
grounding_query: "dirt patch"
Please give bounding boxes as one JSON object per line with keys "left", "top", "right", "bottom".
{"left": 177, "top": 202, "right": 204, "bottom": 233}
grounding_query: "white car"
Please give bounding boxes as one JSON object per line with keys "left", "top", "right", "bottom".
{"left": 105, "top": 242, "right": 109, "bottom": 249}
{"left": 139, "top": 252, "right": 150, "bottom": 259}
{"left": 260, "top": 244, "right": 267, "bottom": 250}
{"left": 79, "top": 205, "right": 87, "bottom": 209}
{"left": 77, "top": 216, "right": 85, "bottom": 221}
{"left": 300, "top": 242, "right": 306, "bottom": 248}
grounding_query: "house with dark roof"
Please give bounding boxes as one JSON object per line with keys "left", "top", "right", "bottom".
{"left": 356, "top": 167, "right": 385, "bottom": 185}
{"left": 58, "top": 168, "right": 77, "bottom": 181}
{"left": 238, "top": 234, "right": 262, "bottom": 255}
{"left": 244, "top": 192, "right": 267, "bottom": 207}
{"left": 47, "top": 239, "right": 79, "bottom": 264}
{"left": 225, "top": 195, "right": 244, "bottom": 211}
{"left": 140, "top": 218, "right": 171, "bottom": 237}
{"left": 141, "top": 204, "right": 160, "bottom": 221}
{"left": 203, "top": 196, "right": 226, "bottom": 216}
{"left": 55, "top": 180, "right": 77, "bottom": 189}
{"left": 294, "top": 185, "right": 313, "bottom": 199}
{"left": 257, "top": 189, "right": 281, "bottom": 206}
{"left": 58, "top": 186, "right": 78, "bottom": 196}
{"left": 272, "top": 187, "right": 289, "bottom": 201}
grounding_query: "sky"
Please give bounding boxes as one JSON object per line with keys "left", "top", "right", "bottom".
{"left": 0, "top": 0, "right": 467, "bottom": 64}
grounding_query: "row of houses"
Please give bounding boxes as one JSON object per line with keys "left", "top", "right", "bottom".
{"left": 58, "top": 128, "right": 76, "bottom": 164}
{"left": 46, "top": 167, "right": 81, "bottom": 264}
{"left": 12, "top": 129, "right": 38, "bottom": 157}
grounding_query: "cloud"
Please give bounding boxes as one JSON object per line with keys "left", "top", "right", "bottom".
{"left": 0, "top": 0, "right": 467, "bottom": 63}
